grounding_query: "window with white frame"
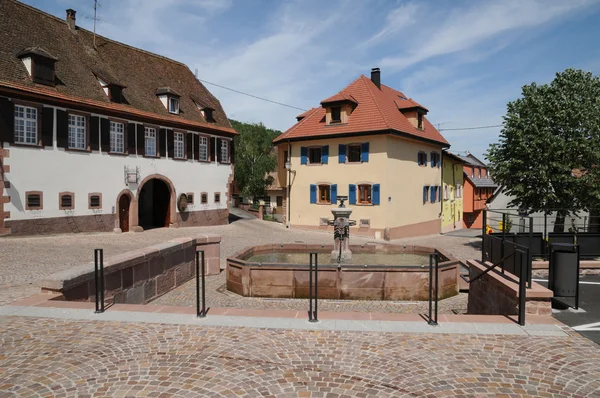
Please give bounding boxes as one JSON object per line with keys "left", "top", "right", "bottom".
{"left": 198, "top": 136, "right": 208, "bottom": 161}
{"left": 174, "top": 132, "right": 184, "bottom": 159}
{"left": 68, "top": 114, "right": 87, "bottom": 149}
{"left": 220, "top": 139, "right": 229, "bottom": 163}
{"left": 169, "top": 97, "right": 179, "bottom": 114}
{"left": 145, "top": 127, "right": 157, "bottom": 156}
{"left": 109, "top": 121, "right": 124, "bottom": 153}
{"left": 14, "top": 105, "right": 38, "bottom": 144}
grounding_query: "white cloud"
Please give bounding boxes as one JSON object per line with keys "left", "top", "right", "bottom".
{"left": 360, "top": 2, "right": 420, "bottom": 48}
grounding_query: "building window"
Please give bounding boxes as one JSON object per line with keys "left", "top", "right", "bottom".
{"left": 308, "top": 147, "right": 322, "bottom": 164}
{"left": 201, "top": 192, "right": 208, "bottom": 204}
{"left": 169, "top": 97, "right": 179, "bottom": 114}
{"left": 423, "top": 186, "right": 430, "bottom": 204}
{"left": 318, "top": 184, "right": 331, "bottom": 204}
{"left": 220, "top": 139, "right": 229, "bottom": 163}
{"left": 360, "top": 219, "right": 370, "bottom": 228}
{"left": 214, "top": 192, "right": 221, "bottom": 203}
{"left": 417, "top": 113, "right": 423, "bottom": 129}
{"left": 14, "top": 105, "right": 38, "bottom": 145}
{"left": 59, "top": 192, "right": 74, "bottom": 210}
{"left": 418, "top": 152, "right": 427, "bottom": 166}
{"left": 358, "top": 184, "right": 372, "bottom": 204}
{"left": 444, "top": 185, "right": 449, "bottom": 200}
{"left": 174, "top": 132, "right": 185, "bottom": 159}
{"left": 186, "top": 193, "right": 194, "bottom": 205}
{"left": 145, "top": 127, "right": 157, "bottom": 156}
{"left": 430, "top": 152, "right": 440, "bottom": 168}
{"left": 26, "top": 192, "right": 42, "bottom": 210}
{"left": 347, "top": 144, "right": 361, "bottom": 163}
{"left": 109, "top": 121, "right": 124, "bottom": 153}
{"left": 331, "top": 106, "right": 341, "bottom": 123}
{"left": 89, "top": 193, "right": 102, "bottom": 209}
{"left": 471, "top": 167, "right": 475, "bottom": 178}
{"left": 68, "top": 114, "right": 87, "bottom": 149}
{"left": 198, "top": 136, "right": 208, "bottom": 161}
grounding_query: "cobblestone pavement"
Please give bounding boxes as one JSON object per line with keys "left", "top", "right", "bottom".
{"left": 1, "top": 316, "right": 599, "bottom": 397}
{"left": 153, "top": 269, "right": 468, "bottom": 314}
{"left": 0, "top": 218, "right": 479, "bottom": 306}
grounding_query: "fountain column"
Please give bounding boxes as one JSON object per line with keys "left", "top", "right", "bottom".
{"left": 329, "top": 197, "right": 356, "bottom": 263}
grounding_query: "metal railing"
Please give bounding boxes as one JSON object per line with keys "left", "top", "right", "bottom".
{"left": 94, "top": 248, "right": 105, "bottom": 313}
{"left": 196, "top": 249, "right": 207, "bottom": 318}
{"left": 428, "top": 253, "right": 439, "bottom": 325}
{"left": 308, "top": 252, "right": 318, "bottom": 322}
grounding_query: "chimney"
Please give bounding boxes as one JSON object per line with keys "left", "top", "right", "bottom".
{"left": 66, "top": 9, "right": 76, "bottom": 30}
{"left": 371, "top": 67, "right": 381, "bottom": 89}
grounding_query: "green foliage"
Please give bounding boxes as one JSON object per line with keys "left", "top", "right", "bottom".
{"left": 487, "top": 69, "right": 600, "bottom": 228}
{"left": 230, "top": 119, "right": 281, "bottom": 199}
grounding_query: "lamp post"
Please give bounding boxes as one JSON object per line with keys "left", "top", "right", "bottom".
{"left": 285, "top": 160, "right": 292, "bottom": 228}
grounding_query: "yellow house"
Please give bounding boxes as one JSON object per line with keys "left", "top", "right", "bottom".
{"left": 441, "top": 151, "right": 466, "bottom": 233}
{"left": 273, "top": 68, "right": 450, "bottom": 240}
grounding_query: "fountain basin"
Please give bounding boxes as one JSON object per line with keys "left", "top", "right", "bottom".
{"left": 227, "top": 244, "right": 459, "bottom": 301}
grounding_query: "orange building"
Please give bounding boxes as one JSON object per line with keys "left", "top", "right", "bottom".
{"left": 453, "top": 153, "right": 498, "bottom": 229}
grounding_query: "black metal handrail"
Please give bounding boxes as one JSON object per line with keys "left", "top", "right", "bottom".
{"left": 308, "top": 252, "right": 318, "bottom": 322}
{"left": 196, "top": 249, "right": 207, "bottom": 318}
{"left": 428, "top": 253, "right": 439, "bottom": 325}
{"left": 94, "top": 248, "right": 105, "bottom": 313}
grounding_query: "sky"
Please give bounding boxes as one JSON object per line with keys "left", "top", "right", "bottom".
{"left": 24, "top": 0, "right": 600, "bottom": 159}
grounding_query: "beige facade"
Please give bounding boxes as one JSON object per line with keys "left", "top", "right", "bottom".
{"left": 276, "top": 134, "right": 443, "bottom": 239}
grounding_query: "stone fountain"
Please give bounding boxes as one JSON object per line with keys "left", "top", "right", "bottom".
{"left": 328, "top": 196, "right": 356, "bottom": 263}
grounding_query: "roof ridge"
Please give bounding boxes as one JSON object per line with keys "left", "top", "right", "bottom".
{"left": 276, "top": 108, "right": 319, "bottom": 142}
{"left": 360, "top": 75, "right": 391, "bottom": 130}
{"left": 9, "top": 0, "right": 188, "bottom": 69}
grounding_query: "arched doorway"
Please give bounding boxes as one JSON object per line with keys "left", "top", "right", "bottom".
{"left": 138, "top": 178, "right": 171, "bottom": 230}
{"left": 119, "top": 194, "right": 131, "bottom": 232}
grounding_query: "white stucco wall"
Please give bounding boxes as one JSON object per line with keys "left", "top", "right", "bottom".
{"left": 5, "top": 103, "right": 232, "bottom": 221}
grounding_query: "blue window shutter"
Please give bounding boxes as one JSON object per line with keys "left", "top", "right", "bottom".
{"left": 361, "top": 142, "right": 369, "bottom": 162}
{"left": 338, "top": 144, "right": 346, "bottom": 163}
{"left": 430, "top": 152, "right": 435, "bottom": 167}
{"left": 430, "top": 186, "right": 436, "bottom": 203}
{"left": 301, "top": 147, "right": 308, "bottom": 165}
{"left": 424, "top": 153, "right": 428, "bottom": 166}
{"left": 310, "top": 184, "right": 317, "bottom": 203}
{"left": 331, "top": 184, "right": 337, "bottom": 203}
{"left": 417, "top": 153, "right": 421, "bottom": 165}
{"left": 423, "top": 186, "right": 428, "bottom": 204}
{"left": 321, "top": 145, "right": 329, "bottom": 164}
{"left": 372, "top": 184, "right": 380, "bottom": 205}
{"left": 349, "top": 184, "right": 357, "bottom": 204}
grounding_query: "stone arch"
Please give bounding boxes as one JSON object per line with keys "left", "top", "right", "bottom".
{"left": 135, "top": 174, "right": 177, "bottom": 230}
{"left": 115, "top": 189, "right": 135, "bottom": 233}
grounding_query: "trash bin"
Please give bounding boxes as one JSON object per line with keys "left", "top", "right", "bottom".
{"left": 549, "top": 243, "right": 580, "bottom": 309}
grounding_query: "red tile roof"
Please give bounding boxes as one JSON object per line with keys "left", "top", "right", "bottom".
{"left": 274, "top": 75, "right": 448, "bottom": 146}
{"left": 320, "top": 92, "right": 357, "bottom": 105}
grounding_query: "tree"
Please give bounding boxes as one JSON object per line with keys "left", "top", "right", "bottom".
{"left": 487, "top": 69, "right": 600, "bottom": 232}
{"left": 230, "top": 119, "right": 281, "bottom": 200}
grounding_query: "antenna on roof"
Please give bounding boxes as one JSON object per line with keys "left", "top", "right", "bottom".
{"left": 195, "top": 68, "right": 198, "bottom": 77}
{"left": 93, "top": 0, "right": 102, "bottom": 48}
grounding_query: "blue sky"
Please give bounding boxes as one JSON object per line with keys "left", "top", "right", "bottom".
{"left": 25, "top": 0, "right": 600, "bottom": 159}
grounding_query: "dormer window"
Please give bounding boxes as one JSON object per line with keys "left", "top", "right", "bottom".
{"left": 195, "top": 102, "right": 215, "bottom": 123}
{"left": 17, "top": 47, "right": 58, "bottom": 87}
{"left": 96, "top": 75, "right": 125, "bottom": 104}
{"left": 156, "top": 87, "right": 181, "bottom": 115}
{"left": 417, "top": 113, "right": 423, "bottom": 129}
{"left": 331, "top": 106, "right": 341, "bottom": 123}
{"left": 169, "top": 97, "right": 179, "bottom": 114}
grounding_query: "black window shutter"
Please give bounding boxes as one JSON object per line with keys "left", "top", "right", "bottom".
{"left": 100, "top": 118, "right": 110, "bottom": 153}
{"left": 230, "top": 138, "right": 235, "bottom": 164}
{"left": 90, "top": 116, "right": 100, "bottom": 151}
{"left": 0, "top": 97, "right": 14, "bottom": 144}
{"left": 127, "top": 123, "right": 136, "bottom": 154}
{"left": 209, "top": 136, "right": 216, "bottom": 162}
{"left": 159, "top": 128, "right": 167, "bottom": 157}
{"left": 41, "top": 107, "right": 53, "bottom": 147}
{"left": 56, "top": 109, "right": 68, "bottom": 148}
{"left": 136, "top": 124, "right": 145, "bottom": 155}
{"left": 216, "top": 138, "right": 222, "bottom": 163}
{"left": 167, "top": 129, "right": 174, "bottom": 159}
{"left": 187, "top": 133, "right": 194, "bottom": 160}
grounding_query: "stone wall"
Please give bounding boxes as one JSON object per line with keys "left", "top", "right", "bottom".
{"left": 467, "top": 260, "right": 552, "bottom": 316}
{"left": 40, "top": 234, "right": 220, "bottom": 304}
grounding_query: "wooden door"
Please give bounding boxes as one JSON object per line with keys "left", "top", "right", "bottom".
{"left": 119, "top": 195, "right": 130, "bottom": 232}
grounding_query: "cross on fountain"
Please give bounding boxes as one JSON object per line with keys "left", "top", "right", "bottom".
{"left": 328, "top": 196, "right": 356, "bottom": 264}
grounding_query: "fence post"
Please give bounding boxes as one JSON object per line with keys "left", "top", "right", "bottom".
{"left": 482, "top": 210, "right": 487, "bottom": 263}
{"left": 528, "top": 217, "right": 534, "bottom": 288}
{"left": 196, "top": 249, "right": 206, "bottom": 318}
{"left": 518, "top": 250, "right": 527, "bottom": 326}
{"left": 501, "top": 213, "right": 507, "bottom": 273}
{"left": 94, "top": 248, "right": 104, "bottom": 313}
{"left": 428, "top": 253, "right": 438, "bottom": 326}
{"left": 543, "top": 213, "right": 548, "bottom": 260}
{"left": 308, "top": 252, "right": 318, "bottom": 322}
